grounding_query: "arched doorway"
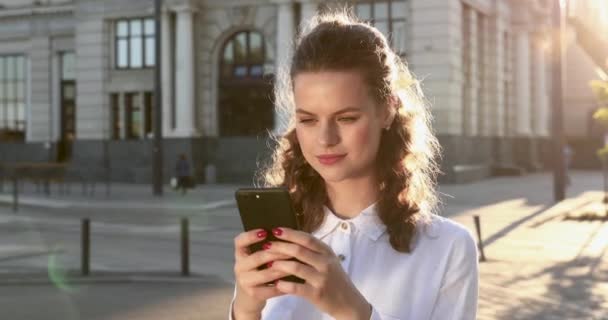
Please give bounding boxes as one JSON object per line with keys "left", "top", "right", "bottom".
{"left": 218, "top": 31, "right": 274, "bottom": 136}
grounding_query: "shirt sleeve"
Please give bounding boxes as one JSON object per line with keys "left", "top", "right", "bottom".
{"left": 429, "top": 228, "right": 479, "bottom": 320}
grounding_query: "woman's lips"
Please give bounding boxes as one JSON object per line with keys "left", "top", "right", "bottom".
{"left": 316, "top": 154, "right": 346, "bottom": 165}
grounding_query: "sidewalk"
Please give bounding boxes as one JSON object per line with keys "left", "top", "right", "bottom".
{"left": 0, "top": 180, "right": 245, "bottom": 211}
{"left": 0, "top": 171, "right": 607, "bottom": 319}
{"left": 445, "top": 172, "right": 608, "bottom": 319}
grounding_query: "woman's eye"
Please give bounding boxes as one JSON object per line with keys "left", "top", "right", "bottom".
{"left": 338, "top": 117, "right": 359, "bottom": 122}
{"left": 298, "top": 119, "right": 316, "bottom": 124}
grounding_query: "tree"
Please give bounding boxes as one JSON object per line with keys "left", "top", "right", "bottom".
{"left": 591, "top": 79, "right": 608, "bottom": 210}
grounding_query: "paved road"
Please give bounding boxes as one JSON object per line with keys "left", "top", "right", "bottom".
{"left": 0, "top": 171, "right": 606, "bottom": 319}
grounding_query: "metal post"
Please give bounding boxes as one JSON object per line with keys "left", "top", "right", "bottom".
{"left": 473, "top": 215, "right": 486, "bottom": 262}
{"left": 181, "top": 218, "right": 190, "bottom": 276}
{"left": 82, "top": 218, "right": 90, "bottom": 276}
{"left": 152, "top": 0, "right": 164, "bottom": 196}
{"left": 551, "top": 0, "right": 566, "bottom": 202}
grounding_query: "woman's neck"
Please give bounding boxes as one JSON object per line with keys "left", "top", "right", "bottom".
{"left": 324, "top": 175, "right": 379, "bottom": 219}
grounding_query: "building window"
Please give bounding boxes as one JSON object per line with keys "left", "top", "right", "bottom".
{"left": 111, "top": 91, "right": 154, "bottom": 140}
{"left": 220, "top": 31, "right": 265, "bottom": 80}
{"left": 323, "top": 1, "right": 409, "bottom": 55}
{"left": 125, "top": 93, "right": 141, "bottom": 139}
{"left": 144, "top": 92, "right": 154, "bottom": 137}
{"left": 111, "top": 93, "right": 121, "bottom": 139}
{"left": 0, "top": 55, "right": 26, "bottom": 141}
{"left": 219, "top": 30, "right": 274, "bottom": 136}
{"left": 115, "top": 18, "right": 155, "bottom": 69}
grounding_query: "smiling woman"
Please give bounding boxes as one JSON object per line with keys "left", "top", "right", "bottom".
{"left": 230, "top": 8, "right": 479, "bottom": 320}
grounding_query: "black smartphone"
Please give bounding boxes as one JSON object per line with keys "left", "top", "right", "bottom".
{"left": 235, "top": 187, "right": 305, "bottom": 284}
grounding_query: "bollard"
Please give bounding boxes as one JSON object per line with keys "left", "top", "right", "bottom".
{"left": 12, "top": 177, "right": 18, "bottom": 213}
{"left": 181, "top": 218, "right": 190, "bottom": 276}
{"left": 82, "top": 218, "right": 90, "bottom": 276}
{"left": 473, "top": 215, "right": 486, "bottom": 262}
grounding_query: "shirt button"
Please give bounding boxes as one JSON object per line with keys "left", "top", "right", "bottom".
{"left": 340, "top": 222, "right": 349, "bottom": 230}
{"left": 338, "top": 254, "right": 346, "bottom": 261}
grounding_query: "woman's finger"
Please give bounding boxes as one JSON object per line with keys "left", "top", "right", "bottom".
{"left": 272, "top": 228, "right": 331, "bottom": 254}
{"left": 275, "top": 279, "right": 315, "bottom": 299}
{"left": 265, "top": 241, "right": 325, "bottom": 270}
{"left": 271, "top": 259, "right": 322, "bottom": 286}
{"left": 239, "top": 285, "right": 284, "bottom": 302}
{"left": 240, "top": 267, "right": 291, "bottom": 288}
{"left": 234, "top": 229, "right": 269, "bottom": 259}
{"left": 237, "top": 250, "right": 292, "bottom": 273}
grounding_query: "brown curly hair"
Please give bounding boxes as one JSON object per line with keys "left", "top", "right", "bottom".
{"left": 255, "top": 9, "right": 441, "bottom": 253}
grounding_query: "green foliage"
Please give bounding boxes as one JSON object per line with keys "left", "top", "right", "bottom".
{"left": 593, "top": 107, "right": 608, "bottom": 128}
{"left": 592, "top": 80, "right": 608, "bottom": 129}
{"left": 598, "top": 145, "right": 608, "bottom": 161}
{"left": 590, "top": 80, "right": 608, "bottom": 108}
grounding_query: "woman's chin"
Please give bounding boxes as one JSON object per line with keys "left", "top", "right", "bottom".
{"left": 317, "top": 170, "right": 350, "bottom": 184}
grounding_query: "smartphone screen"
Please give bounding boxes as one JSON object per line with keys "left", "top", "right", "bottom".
{"left": 235, "top": 187, "right": 305, "bottom": 283}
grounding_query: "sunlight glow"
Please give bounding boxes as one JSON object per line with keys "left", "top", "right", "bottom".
{"left": 596, "top": 67, "right": 608, "bottom": 81}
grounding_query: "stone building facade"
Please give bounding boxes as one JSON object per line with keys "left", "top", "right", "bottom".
{"left": 0, "top": 0, "right": 554, "bottom": 183}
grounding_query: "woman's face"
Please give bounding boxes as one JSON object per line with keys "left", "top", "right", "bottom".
{"left": 293, "top": 70, "right": 390, "bottom": 184}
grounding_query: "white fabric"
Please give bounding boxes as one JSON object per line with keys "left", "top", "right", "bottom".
{"left": 230, "top": 202, "right": 478, "bottom": 320}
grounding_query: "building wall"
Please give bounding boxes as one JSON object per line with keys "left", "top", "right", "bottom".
{"left": 197, "top": 3, "right": 277, "bottom": 137}
{"left": 0, "top": 0, "right": 559, "bottom": 183}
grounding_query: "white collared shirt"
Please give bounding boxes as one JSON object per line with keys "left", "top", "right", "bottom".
{"left": 231, "top": 203, "right": 478, "bottom": 320}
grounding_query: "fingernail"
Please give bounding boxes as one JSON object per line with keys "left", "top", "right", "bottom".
{"left": 272, "top": 228, "right": 283, "bottom": 236}
{"left": 267, "top": 261, "right": 273, "bottom": 268}
{"left": 262, "top": 242, "right": 272, "bottom": 250}
{"left": 257, "top": 230, "right": 267, "bottom": 238}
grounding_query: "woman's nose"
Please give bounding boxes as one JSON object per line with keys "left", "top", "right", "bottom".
{"left": 318, "top": 122, "right": 340, "bottom": 146}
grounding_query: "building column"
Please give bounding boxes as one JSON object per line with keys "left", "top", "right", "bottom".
{"left": 174, "top": 5, "right": 197, "bottom": 137}
{"left": 273, "top": 0, "right": 295, "bottom": 135}
{"left": 462, "top": 7, "right": 479, "bottom": 136}
{"left": 161, "top": 8, "right": 174, "bottom": 136}
{"left": 29, "top": 36, "right": 53, "bottom": 143}
{"left": 514, "top": 30, "right": 532, "bottom": 136}
{"left": 533, "top": 41, "right": 550, "bottom": 136}
{"left": 478, "top": 15, "right": 489, "bottom": 136}
{"left": 300, "top": 1, "right": 318, "bottom": 27}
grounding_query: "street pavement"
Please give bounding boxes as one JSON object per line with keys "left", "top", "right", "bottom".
{"left": 0, "top": 171, "right": 607, "bottom": 319}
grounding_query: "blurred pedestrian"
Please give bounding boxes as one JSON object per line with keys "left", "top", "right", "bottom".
{"left": 230, "top": 10, "right": 478, "bottom": 320}
{"left": 175, "top": 153, "right": 191, "bottom": 195}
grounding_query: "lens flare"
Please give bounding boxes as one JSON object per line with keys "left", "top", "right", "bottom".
{"left": 47, "top": 249, "right": 77, "bottom": 293}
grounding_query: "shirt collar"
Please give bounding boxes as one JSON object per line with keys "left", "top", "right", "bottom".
{"left": 312, "top": 202, "right": 387, "bottom": 241}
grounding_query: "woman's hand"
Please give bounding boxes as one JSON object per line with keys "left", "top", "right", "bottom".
{"left": 265, "top": 227, "right": 372, "bottom": 320}
{"left": 232, "top": 229, "right": 292, "bottom": 319}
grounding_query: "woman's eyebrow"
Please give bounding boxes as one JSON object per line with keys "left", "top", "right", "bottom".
{"left": 295, "top": 106, "right": 362, "bottom": 116}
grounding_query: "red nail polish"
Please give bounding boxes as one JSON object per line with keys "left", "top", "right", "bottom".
{"left": 257, "top": 230, "right": 267, "bottom": 238}
{"left": 272, "top": 228, "right": 283, "bottom": 236}
{"left": 267, "top": 261, "right": 273, "bottom": 268}
{"left": 262, "top": 242, "right": 272, "bottom": 250}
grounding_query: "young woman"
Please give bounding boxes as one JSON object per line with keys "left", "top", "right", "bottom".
{"left": 230, "top": 10, "right": 478, "bottom": 320}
